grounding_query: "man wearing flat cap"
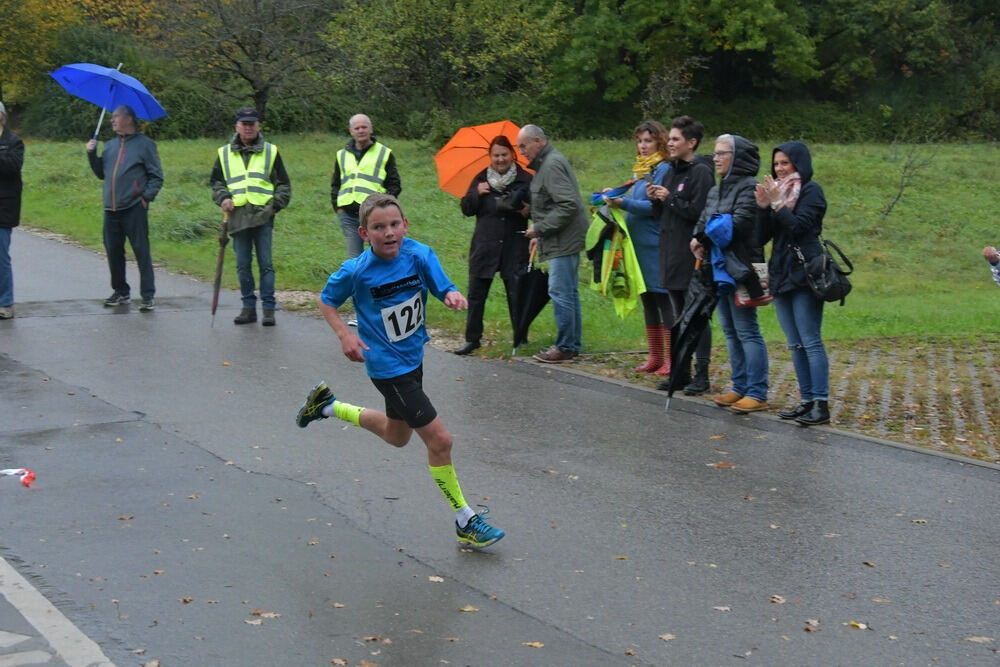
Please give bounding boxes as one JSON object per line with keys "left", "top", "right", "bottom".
{"left": 210, "top": 107, "right": 291, "bottom": 326}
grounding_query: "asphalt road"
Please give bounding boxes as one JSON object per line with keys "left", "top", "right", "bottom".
{"left": 1, "top": 228, "right": 998, "bottom": 666}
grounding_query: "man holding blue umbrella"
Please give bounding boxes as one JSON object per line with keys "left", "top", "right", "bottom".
{"left": 86, "top": 105, "right": 163, "bottom": 311}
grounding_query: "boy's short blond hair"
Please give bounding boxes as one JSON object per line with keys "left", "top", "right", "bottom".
{"left": 359, "top": 193, "right": 405, "bottom": 228}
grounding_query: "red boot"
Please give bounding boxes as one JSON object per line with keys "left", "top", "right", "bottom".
{"left": 634, "top": 325, "right": 664, "bottom": 373}
{"left": 654, "top": 325, "right": 672, "bottom": 376}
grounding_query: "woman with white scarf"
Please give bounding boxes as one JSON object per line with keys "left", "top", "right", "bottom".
{"left": 756, "top": 141, "right": 831, "bottom": 426}
{"left": 455, "top": 135, "right": 532, "bottom": 354}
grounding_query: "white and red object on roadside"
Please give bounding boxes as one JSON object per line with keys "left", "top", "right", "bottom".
{"left": 1, "top": 469, "right": 35, "bottom": 487}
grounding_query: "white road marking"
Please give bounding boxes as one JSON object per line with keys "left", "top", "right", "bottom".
{"left": 0, "top": 649, "right": 53, "bottom": 666}
{"left": 0, "top": 557, "right": 114, "bottom": 667}
{"left": 0, "top": 631, "right": 32, "bottom": 649}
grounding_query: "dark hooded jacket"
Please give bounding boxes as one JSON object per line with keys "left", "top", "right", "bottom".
{"left": 459, "top": 164, "right": 532, "bottom": 280}
{"left": 651, "top": 153, "right": 714, "bottom": 291}
{"left": 0, "top": 126, "right": 24, "bottom": 228}
{"left": 693, "top": 135, "right": 763, "bottom": 283}
{"left": 756, "top": 141, "right": 826, "bottom": 296}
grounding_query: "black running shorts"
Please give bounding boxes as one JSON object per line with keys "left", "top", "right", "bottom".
{"left": 370, "top": 365, "right": 438, "bottom": 429}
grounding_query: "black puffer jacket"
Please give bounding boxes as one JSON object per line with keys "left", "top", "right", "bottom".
{"left": 460, "top": 165, "right": 532, "bottom": 280}
{"left": 756, "top": 141, "right": 826, "bottom": 296}
{"left": 0, "top": 126, "right": 24, "bottom": 228}
{"left": 652, "top": 153, "right": 714, "bottom": 290}
{"left": 694, "top": 135, "right": 763, "bottom": 281}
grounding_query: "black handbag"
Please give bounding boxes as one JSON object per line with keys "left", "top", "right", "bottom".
{"left": 794, "top": 239, "right": 853, "bottom": 306}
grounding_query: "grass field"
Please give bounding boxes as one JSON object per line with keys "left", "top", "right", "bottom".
{"left": 16, "top": 135, "right": 1000, "bottom": 460}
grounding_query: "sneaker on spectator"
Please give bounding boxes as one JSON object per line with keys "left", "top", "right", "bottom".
{"left": 139, "top": 298, "right": 155, "bottom": 312}
{"left": 104, "top": 291, "right": 130, "bottom": 306}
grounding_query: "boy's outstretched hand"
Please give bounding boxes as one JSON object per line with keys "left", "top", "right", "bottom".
{"left": 443, "top": 290, "right": 468, "bottom": 311}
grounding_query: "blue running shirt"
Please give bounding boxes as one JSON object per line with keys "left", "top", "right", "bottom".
{"left": 320, "top": 238, "right": 457, "bottom": 379}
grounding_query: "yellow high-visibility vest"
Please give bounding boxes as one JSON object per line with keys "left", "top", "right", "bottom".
{"left": 336, "top": 142, "right": 391, "bottom": 207}
{"left": 218, "top": 142, "right": 278, "bottom": 206}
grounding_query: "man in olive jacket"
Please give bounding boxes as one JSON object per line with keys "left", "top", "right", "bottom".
{"left": 518, "top": 124, "right": 588, "bottom": 362}
{"left": 210, "top": 107, "right": 291, "bottom": 326}
{"left": 86, "top": 105, "right": 163, "bottom": 311}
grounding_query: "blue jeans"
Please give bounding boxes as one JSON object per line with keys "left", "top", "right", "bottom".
{"left": 231, "top": 220, "right": 275, "bottom": 310}
{"left": 715, "top": 285, "right": 768, "bottom": 400}
{"left": 774, "top": 287, "right": 829, "bottom": 401}
{"left": 0, "top": 227, "right": 12, "bottom": 306}
{"left": 338, "top": 209, "right": 363, "bottom": 258}
{"left": 548, "top": 253, "right": 582, "bottom": 353}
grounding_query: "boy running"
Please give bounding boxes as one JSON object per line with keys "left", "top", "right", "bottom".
{"left": 296, "top": 193, "right": 505, "bottom": 548}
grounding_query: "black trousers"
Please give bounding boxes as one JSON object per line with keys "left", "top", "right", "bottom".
{"left": 464, "top": 274, "right": 517, "bottom": 343}
{"left": 103, "top": 203, "right": 155, "bottom": 299}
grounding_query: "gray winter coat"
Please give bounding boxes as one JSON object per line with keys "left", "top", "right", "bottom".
{"left": 527, "top": 143, "right": 589, "bottom": 262}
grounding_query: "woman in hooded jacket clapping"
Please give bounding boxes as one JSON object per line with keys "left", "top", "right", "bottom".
{"left": 756, "top": 141, "right": 830, "bottom": 426}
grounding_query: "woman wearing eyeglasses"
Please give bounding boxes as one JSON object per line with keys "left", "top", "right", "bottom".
{"left": 690, "top": 134, "right": 769, "bottom": 414}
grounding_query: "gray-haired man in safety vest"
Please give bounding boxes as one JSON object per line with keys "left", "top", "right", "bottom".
{"left": 330, "top": 114, "right": 401, "bottom": 259}
{"left": 210, "top": 107, "right": 291, "bottom": 326}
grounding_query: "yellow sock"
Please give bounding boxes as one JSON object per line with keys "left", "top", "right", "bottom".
{"left": 428, "top": 464, "right": 468, "bottom": 512}
{"left": 332, "top": 400, "right": 363, "bottom": 426}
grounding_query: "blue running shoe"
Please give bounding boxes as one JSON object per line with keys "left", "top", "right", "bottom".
{"left": 456, "top": 507, "right": 505, "bottom": 548}
{"left": 296, "top": 381, "right": 335, "bottom": 428}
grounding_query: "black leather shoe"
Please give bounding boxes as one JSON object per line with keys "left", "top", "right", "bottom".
{"left": 234, "top": 308, "right": 257, "bottom": 324}
{"left": 453, "top": 341, "right": 481, "bottom": 355}
{"left": 778, "top": 402, "right": 812, "bottom": 420}
{"left": 796, "top": 400, "right": 830, "bottom": 426}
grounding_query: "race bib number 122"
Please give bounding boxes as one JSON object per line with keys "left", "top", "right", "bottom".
{"left": 380, "top": 292, "right": 424, "bottom": 342}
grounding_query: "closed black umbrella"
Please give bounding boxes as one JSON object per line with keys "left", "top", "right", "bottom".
{"left": 511, "top": 246, "right": 549, "bottom": 353}
{"left": 663, "top": 260, "right": 718, "bottom": 409}
{"left": 210, "top": 213, "right": 229, "bottom": 327}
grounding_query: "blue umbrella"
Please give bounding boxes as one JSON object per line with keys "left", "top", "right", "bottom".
{"left": 49, "top": 62, "right": 167, "bottom": 138}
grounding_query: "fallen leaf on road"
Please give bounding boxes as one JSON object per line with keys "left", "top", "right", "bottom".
{"left": 153, "top": 570, "right": 164, "bottom": 575}
{"left": 615, "top": 555, "right": 628, "bottom": 560}
{"left": 911, "top": 519, "right": 927, "bottom": 524}
{"left": 178, "top": 597, "right": 193, "bottom": 604}
{"left": 770, "top": 595, "right": 786, "bottom": 604}
{"left": 713, "top": 606, "right": 731, "bottom": 612}
{"left": 428, "top": 575, "right": 444, "bottom": 583}
{"left": 846, "top": 620, "right": 870, "bottom": 630}
{"left": 522, "top": 641, "right": 544, "bottom": 648}
{"left": 330, "top": 659, "right": 348, "bottom": 666}
{"left": 459, "top": 605, "right": 478, "bottom": 613}
{"left": 965, "top": 636, "right": 993, "bottom": 644}
{"left": 332, "top": 602, "right": 344, "bottom": 608}
{"left": 706, "top": 461, "right": 735, "bottom": 469}
{"left": 659, "top": 633, "right": 676, "bottom": 642}
{"left": 444, "top": 637, "right": 460, "bottom": 642}
{"left": 359, "top": 660, "right": 377, "bottom": 667}
{"left": 119, "top": 515, "right": 134, "bottom": 521}
{"left": 871, "top": 597, "right": 890, "bottom": 603}
{"left": 142, "top": 661, "right": 159, "bottom": 667}
{"left": 244, "top": 619, "right": 262, "bottom": 626}
{"left": 625, "top": 648, "right": 637, "bottom": 655}
{"left": 710, "top": 434, "right": 725, "bottom": 439}
{"left": 863, "top": 561, "right": 876, "bottom": 567}
{"left": 250, "top": 609, "right": 280, "bottom": 618}
{"left": 222, "top": 361, "right": 231, "bottom": 366}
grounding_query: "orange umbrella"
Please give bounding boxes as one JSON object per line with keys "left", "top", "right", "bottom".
{"left": 434, "top": 120, "right": 532, "bottom": 198}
